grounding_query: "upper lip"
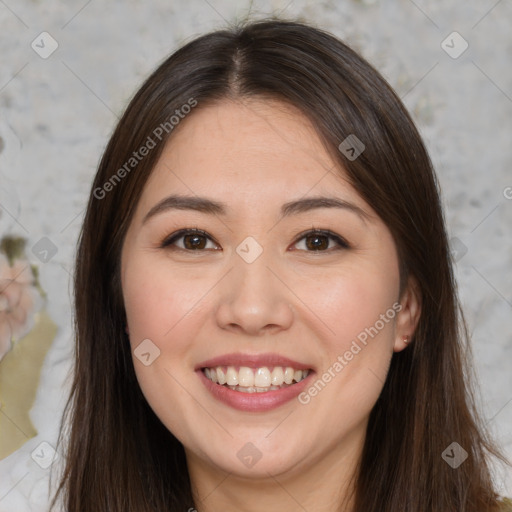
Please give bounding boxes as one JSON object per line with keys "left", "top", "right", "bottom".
{"left": 195, "top": 352, "right": 313, "bottom": 371}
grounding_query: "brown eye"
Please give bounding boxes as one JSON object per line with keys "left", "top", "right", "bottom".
{"left": 161, "top": 229, "right": 219, "bottom": 251}
{"left": 182, "top": 233, "right": 207, "bottom": 250}
{"left": 305, "top": 233, "right": 329, "bottom": 250}
{"left": 293, "top": 230, "right": 349, "bottom": 252}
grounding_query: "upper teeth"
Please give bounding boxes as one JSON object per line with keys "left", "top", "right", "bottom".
{"left": 204, "top": 366, "right": 309, "bottom": 388}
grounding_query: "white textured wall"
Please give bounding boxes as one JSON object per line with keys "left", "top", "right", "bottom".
{"left": 0, "top": 0, "right": 510, "bottom": 510}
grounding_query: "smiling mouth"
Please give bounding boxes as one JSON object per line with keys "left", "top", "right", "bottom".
{"left": 202, "top": 366, "right": 310, "bottom": 393}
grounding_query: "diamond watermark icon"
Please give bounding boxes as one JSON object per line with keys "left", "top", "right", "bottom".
{"left": 31, "top": 32, "right": 59, "bottom": 59}
{"left": 441, "top": 31, "right": 468, "bottom": 59}
{"left": 449, "top": 237, "right": 468, "bottom": 263}
{"left": 134, "top": 338, "right": 161, "bottom": 366}
{"left": 338, "top": 134, "right": 365, "bottom": 161}
{"left": 442, "top": 442, "right": 468, "bottom": 468}
{"left": 31, "top": 441, "right": 58, "bottom": 469}
{"left": 236, "top": 236, "right": 263, "bottom": 264}
{"left": 237, "top": 442, "right": 263, "bottom": 468}
{"left": 32, "top": 236, "right": 58, "bottom": 263}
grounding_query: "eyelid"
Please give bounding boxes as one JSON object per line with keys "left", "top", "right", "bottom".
{"left": 291, "top": 228, "right": 350, "bottom": 250}
{"left": 160, "top": 228, "right": 221, "bottom": 250}
{"left": 160, "top": 227, "right": 350, "bottom": 251}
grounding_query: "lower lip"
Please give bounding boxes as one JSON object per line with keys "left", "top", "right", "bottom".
{"left": 197, "top": 370, "right": 313, "bottom": 412}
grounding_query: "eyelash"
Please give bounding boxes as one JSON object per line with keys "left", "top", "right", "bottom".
{"left": 160, "top": 227, "right": 350, "bottom": 253}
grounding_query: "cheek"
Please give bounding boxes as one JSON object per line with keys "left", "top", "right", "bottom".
{"left": 297, "top": 261, "right": 400, "bottom": 346}
{"left": 122, "top": 257, "right": 206, "bottom": 345}
{"left": 294, "top": 258, "right": 400, "bottom": 411}
{"left": 121, "top": 257, "right": 210, "bottom": 443}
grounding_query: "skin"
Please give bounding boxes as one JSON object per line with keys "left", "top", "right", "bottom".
{"left": 121, "top": 98, "right": 421, "bottom": 512}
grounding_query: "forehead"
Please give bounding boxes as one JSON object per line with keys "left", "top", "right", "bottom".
{"left": 138, "top": 98, "right": 369, "bottom": 217}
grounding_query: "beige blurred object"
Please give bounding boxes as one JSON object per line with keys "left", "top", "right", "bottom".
{"left": 0, "top": 254, "right": 43, "bottom": 360}
{"left": 0, "top": 310, "right": 57, "bottom": 460}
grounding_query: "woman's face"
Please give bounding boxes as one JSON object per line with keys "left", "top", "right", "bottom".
{"left": 121, "top": 99, "right": 419, "bottom": 482}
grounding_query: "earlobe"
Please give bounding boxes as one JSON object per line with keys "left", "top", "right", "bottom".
{"left": 394, "top": 276, "right": 422, "bottom": 352}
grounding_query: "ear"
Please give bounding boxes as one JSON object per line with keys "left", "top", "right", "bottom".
{"left": 393, "top": 276, "right": 422, "bottom": 352}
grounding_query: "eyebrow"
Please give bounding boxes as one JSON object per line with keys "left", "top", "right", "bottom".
{"left": 142, "top": 194, "right": 370, "bottom": 224}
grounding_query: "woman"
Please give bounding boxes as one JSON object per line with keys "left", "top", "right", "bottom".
{"left": 53, "top": 18, "right": 511, "bottom": 512}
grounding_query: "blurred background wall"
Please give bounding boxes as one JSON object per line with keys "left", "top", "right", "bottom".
{"left": 0, "top": 0, "right": 511, "bottom": 510}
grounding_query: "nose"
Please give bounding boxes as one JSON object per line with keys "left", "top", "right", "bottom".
{"left": 214, "top": 249, "right": 294, "bottom": 336}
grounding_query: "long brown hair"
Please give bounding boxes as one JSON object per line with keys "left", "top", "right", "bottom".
{"left": 53, "top": 18, "right": 509, "bottom": 511}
